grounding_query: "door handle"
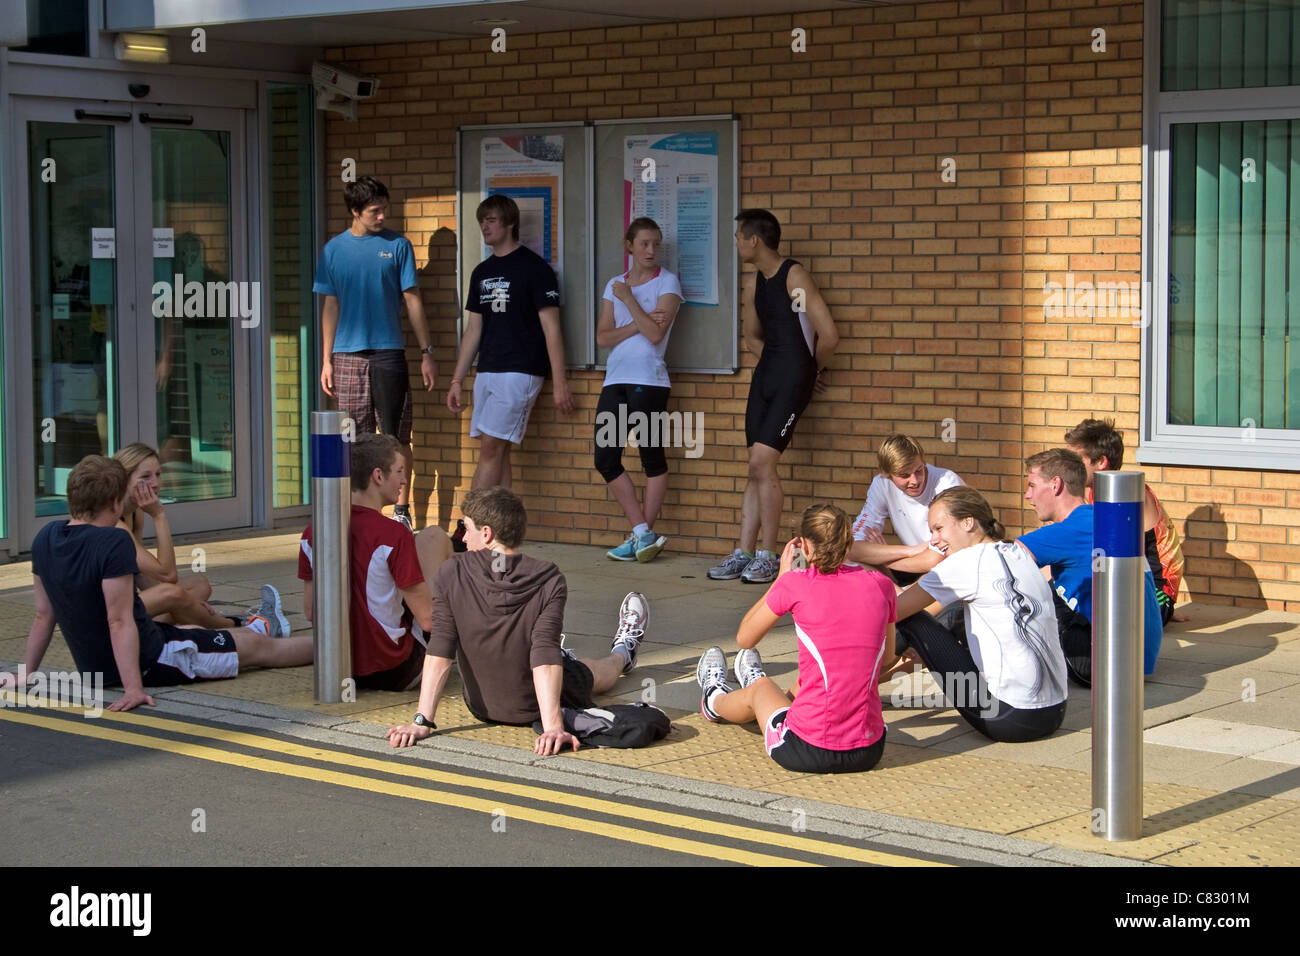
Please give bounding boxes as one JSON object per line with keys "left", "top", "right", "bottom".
{"left": 139, "top": 112, "right": 194, "bottom": 125}
{"left": 74, "top": 109, "right": 131, "bottom": 122}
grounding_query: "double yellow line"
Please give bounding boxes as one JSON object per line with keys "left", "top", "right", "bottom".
{"left": 1, "top": 703, "right": 946, "bottom": 867}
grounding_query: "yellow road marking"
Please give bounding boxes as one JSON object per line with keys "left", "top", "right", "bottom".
{"left": 5, "top": 700, "right": 947, "bottom": 866}
{"left": 1, "top": 708, "right": 807, "bottom": 867}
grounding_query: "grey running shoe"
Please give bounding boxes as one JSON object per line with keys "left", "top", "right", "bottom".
{"left": 611, "top": 592, "right": 648, "bottom": 673}
{"left": 559, "top": 633, "right": 580, "bottom": 663}
{"left": 734, "top": 647, "right": 767, "bottom": 689}
{"left": 707, "top": 549, "right": 751, "bottom": 580}
{"left": 740, "top": 552, "right": 779, "bottom": 584}
{"left": 696, "top": 646, "right": 731, "bottom": 722}
{"left": 254, "top": 584, "right": 291, "bottom": 638}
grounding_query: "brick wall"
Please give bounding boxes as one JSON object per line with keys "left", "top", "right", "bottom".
{"left": 322, "top": 0, "right": 1300, "bottom": 611}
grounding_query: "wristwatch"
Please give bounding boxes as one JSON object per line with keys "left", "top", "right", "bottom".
{"left": 412, "top": 712, "right": 437, "bottom": 730}
{"left": 420, "top": 346, "right": 435, "bottom": 355}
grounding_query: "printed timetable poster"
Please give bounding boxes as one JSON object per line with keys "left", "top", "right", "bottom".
{"left": 480, "top": 135, "right": 564, "bottom": 284}
{"left": 623, "top": 132, "right": 719, "bottom": 306}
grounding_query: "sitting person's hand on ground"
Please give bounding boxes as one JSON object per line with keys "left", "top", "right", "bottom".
{"left": 534, "top": 728, "right": 580, "bottom": 756}
{"left": 386, "top": 722, "right": 433, "bottom": 748}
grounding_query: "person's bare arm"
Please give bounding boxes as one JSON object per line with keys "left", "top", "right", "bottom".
{"left": 788, "top": 264, "right": 838, "bottom": 392}
{"left": 848, "top": 539, "right": 931, "bottom": 569}
{"left": 887, "top": 547, "right": 945, "bottom": 574}
{"left": 386, "top": 654, "right": 454, "bottom": 747}
{"left": 320, "top": 295, "right": 339, "bottom": 398}
{"left": 125, "top": 485, "right": 178, "bottom": 584}
{"left": 595, "top": 298, "right": 638, "bottom": 349}
{"left": 404, "top": 288, "right": 437, "bottom": 392}
{"left": 740, "top": 273, "right": 763, "bottom": 357}
{"left": 532, "top": 663, "right": 579, "bottom": 755}
{"left": 1143, "top": 486, "right": 1160, "bottom": 533}
{"left": 537, "top": 305, "right": 574, "bottom": 413}
{"left": 447, "top": 311, "right": 483, "bottom": 414}
{"left": 895, "top": 582, "right": 944, "bottom": 620}
{"left": 22, "top": 576, "right": 58, "bottom": 676}
{"left": 303, "top": 578, "right": 314, "bottom": 626}
{"left": 399, "top": 582, "right": 433, "bottom": 635}
{"left": 612, "top": 284, "right": 680, "bottom": 345}
{"left": 103, "top": 575, "right": 155, "bottom": 712}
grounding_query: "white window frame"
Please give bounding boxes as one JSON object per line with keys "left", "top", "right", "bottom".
{"left": 1139, "top": 0, "right": 1300, "bottom": 471}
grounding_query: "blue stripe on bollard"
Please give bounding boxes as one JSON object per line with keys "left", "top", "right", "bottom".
{"left": 310, "top": 433, "right": 350, "bottom": 479}
{"left": 1095, "top": 500, "right": 1143, "bottom": 558}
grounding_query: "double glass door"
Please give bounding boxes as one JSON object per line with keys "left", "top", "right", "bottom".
{"left": 17, "top": 99, "right": 252, "bottom": 543}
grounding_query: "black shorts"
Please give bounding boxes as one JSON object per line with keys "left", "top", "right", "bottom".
{"left": 356, "top": 636, "right": 426, "bottom": 692}
{"left": 140, "top": 623, "right": 240, "bottom": 685}
{"left": 594, "top": 382, "right": 672, "bottom": 482}
{"left": 464, "top": 654, "right": 595, "bottom": 724}
{"left": 745, "top": 355, "right": 816, "bottom": 452}
{"left": 765, "top": 708, "right": 886, "bottom": 774}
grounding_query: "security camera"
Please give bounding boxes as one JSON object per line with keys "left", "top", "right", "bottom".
{"left": 312, "top": 61, "right": 380, "bottom": 120}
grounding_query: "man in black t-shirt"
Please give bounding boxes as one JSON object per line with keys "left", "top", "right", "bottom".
{"left": 10, "top": 456, "right": 312, "bottom": 712}
{"left": 447, "top": 194, "right": 573, "bottom": 496}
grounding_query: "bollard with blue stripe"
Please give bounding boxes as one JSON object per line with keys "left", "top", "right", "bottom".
{"left": 1092, "top": 470, "right": 1145, "bottom": 841}
{"left": 311, "top": 411, "right": 353, "bottom": 703}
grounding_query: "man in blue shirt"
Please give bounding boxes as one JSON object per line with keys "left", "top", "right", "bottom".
{"left": 1018, "top": 448, "right": 1162, "bottom": 686}
{"left": 314, "top": 176, "right": 436, "bottom": 531}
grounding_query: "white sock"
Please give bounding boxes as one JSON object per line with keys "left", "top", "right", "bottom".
{"left": 633, "top": 523, "right": 650, "bottom": 538}
{"left": 705, "top": 686, "right": 727, "bottom": 715}
{"left": 248, "top": 616, "right": 269, "bottom": 637}
{"left": 756, "top": 549, "right": 774, "bottom": 559}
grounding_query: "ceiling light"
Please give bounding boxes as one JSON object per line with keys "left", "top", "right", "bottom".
{"left": 114, "top": 33, "right": 170, "bottom": 64}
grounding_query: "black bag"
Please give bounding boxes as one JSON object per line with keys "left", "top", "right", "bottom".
{"left": 532, "top": 702, "right": 671, "bottom": 748}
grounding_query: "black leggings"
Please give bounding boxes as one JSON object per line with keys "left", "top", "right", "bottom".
{"left": 594, "top": 383, "right": 671, "bottom": 482}
{"left": 895, "top": 611, "right": 1066, "bottom": 743}
{"left": 1053, "top": 591, "right": 1093, "bottom": 688}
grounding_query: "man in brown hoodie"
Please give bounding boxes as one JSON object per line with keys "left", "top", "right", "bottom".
{"left": 386, "top": 486, "right": 648, "bottom": 755}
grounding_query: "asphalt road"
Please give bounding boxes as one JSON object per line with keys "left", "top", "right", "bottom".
{"left": 0, "top": 706, "right": 963, "bottom": 868}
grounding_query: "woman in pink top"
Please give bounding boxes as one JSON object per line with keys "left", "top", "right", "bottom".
{"left": 695, "top": 503, "right": 896, "bottom": 773}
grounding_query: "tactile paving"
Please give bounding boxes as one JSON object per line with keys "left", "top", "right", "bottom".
{"left": 1148, "top": 834, "right": 1286, "bottom": 866}
{"left": 648, "top": 746, "right": 816, "bottom": 789}
{"left": 888, "top": 791, "right": 1084, "bottom": 834}
{"left": 765, "top": 769, "right": 958, "bottom": 811}
{"left": 0, "top": 603, "right": 37, "bottom": 641}
{"left": 1016, "top": 813, "right": 1199, "bottom": 860}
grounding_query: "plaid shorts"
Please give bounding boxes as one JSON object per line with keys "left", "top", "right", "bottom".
{"left": 332, "top": 350, "right": 412, "bottom": 444}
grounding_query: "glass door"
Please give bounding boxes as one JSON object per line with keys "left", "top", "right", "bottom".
{"left": 15, "top": 100, "right": 253, "bottom": 545}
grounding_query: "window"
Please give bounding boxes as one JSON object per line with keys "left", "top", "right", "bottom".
{"left": 1142, "top": 1, "right": 1300, "bottom": 468}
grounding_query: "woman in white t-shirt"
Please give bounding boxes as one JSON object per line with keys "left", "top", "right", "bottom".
{"left": 594, "top": 217, "right": 683, "bottom": 563}
{"left": 889, "top": 486, "right": 1069, "bottom": 742}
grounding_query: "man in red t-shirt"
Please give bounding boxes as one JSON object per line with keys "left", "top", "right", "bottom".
{"left": 298, "top": 434, "right": 452, "bottom": 691}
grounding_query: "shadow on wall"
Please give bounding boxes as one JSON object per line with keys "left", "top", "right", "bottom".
{"left": 422, "top": 226, "right": 462, "bottom": 530}
{"left": 1182, "top": 503, "right": 1264, "bottom": 608}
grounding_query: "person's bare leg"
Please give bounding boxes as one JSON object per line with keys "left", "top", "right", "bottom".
{"left": 712, "top": 677, "right": 792, "bottom": 726}
{"left": 579, "top": 654, "right": 627, "bottom": 695}
{"left": 232, "top": 629, "right": 313, "bottom": 669}
{"left": 397, "top": 444, "right": 413, "bottom": 508}
{"left": 644, "top": 473, "right": 668, "bottom": 529}
{"left": 141, "top": 582, "right": 238, "bottom": 630}
{"left": 415, "top": 526, "right": 452, "bottom": 594}
{"left": 738, "top": 465, "right": 761, "bottom": 554}
{"left": 607, "top": 473, "right": 648, "bottom": 529}
{"left": 181, "top": 574, "right": 213, "bottom": 603}
{"left": 473, "top": 436, "right": 508, "bottom": 489}
{"left": 749, "top": 443, "right": 783, "bottom": 553}
{"left": 499, "top": 442, "right": 514, "bottom": 490}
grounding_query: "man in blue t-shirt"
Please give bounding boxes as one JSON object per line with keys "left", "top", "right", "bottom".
{"left": 314, "top": 176, "right": 437, "bottom": 531}
{"left": 9, "top": 456, "right": 313, "bottom": 712}
{"left": 1018, "top": 448, "right": 1162, "bottom": 686}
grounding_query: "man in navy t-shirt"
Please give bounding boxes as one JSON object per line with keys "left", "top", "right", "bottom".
{"left": 446, "top": 194, "right": 573, "bottom": 499}
{"left": 12, "top": 456, "right": 313, "bottom": 712}
{"left": 1018, "top": 448, "right": 1162, "bottom": 685}
{"left": 314, "top": 176, "right": 437, "bottom": 531}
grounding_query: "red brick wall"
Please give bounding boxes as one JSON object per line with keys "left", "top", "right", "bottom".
{"left": 322, "top": 0, "right": 1300, "bottom": 611}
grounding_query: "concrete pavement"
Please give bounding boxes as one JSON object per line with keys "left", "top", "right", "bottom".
{"left": 3, "top": 527, "right": 1298, "bottom": 866}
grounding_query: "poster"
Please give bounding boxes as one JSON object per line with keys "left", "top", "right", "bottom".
{"left": 623, "top": 132, "right": 719, "bottom": 305}
{"left": 480, "top": 135, "right": 564, "bottom": 284}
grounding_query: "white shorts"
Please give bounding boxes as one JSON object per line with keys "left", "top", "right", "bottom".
{"left": 470, "top": 371, "right": 544, "bottom": 444}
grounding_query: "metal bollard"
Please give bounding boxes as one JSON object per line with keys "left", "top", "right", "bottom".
{"left": 310, "top": 411, "right": 352, "bottom": 703}
{"left": 1091, "top": 470, "right": 1145, "bottom": 841}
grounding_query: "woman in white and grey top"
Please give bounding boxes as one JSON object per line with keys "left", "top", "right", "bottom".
{"left": 594, "top": 217, "right": 683, "bottom": 563}
{"left": 888, "top": 486, "right": 1069, "bottom": 742}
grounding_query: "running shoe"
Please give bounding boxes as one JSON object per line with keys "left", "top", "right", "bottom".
{"left": 392, "top": 510, "right": 414, "bottom": 532}
{"left": 606, "top": 535, "right": 638, "bottom": 561}
{"left": 696, "top": 646, "right": 732, "bottom": 721}
{"left": 734, "top": 647, "right": 767, "bottom": 689}
{"left": 611, "top": 592, "right": 648, "bottom": 674}
{"left": 707, "top": 549, "right": 751, "bottom": 580}
{"left": 559, "top": 633, "right": 579, "bottom": 663}
{"left": 740, "top": 552, "right": 779, "bottom": 584}
{"left": 635, "top": 531, "right": 667, "bottom": 563}
{"left": 254, "top": 584, "right": 291, "bottom": 638}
